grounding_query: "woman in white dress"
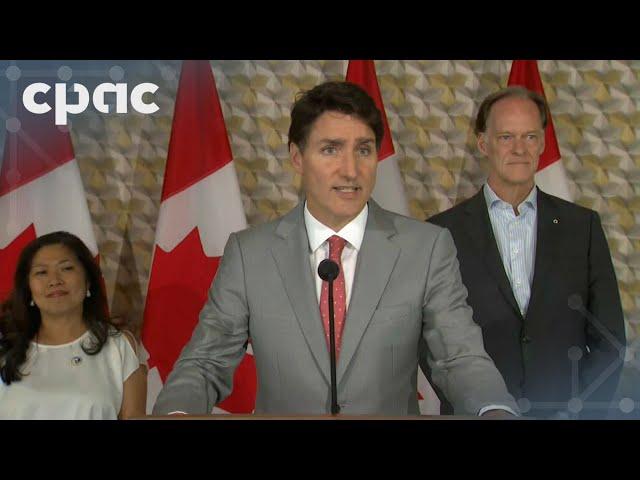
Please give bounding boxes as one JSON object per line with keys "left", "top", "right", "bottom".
{"left": 0, "top": 231, "right": 146, "bottom": 419}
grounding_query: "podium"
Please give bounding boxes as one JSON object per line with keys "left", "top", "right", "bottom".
{"left": 137, "top": 413, "right": 487, "bottom": 420}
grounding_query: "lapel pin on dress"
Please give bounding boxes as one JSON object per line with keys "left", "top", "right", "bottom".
{"left": 553, "top": 218, "right": 559, "bottom": 224}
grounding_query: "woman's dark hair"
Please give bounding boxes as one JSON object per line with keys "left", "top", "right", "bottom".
{"left": 288, "top": 81, "right": 385, "bottom": 152}
{"left": 0, "top": 231, "right": 114, "bottom": 385}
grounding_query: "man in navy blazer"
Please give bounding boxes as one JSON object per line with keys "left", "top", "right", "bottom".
{"left": 424, "top": 86, "right": 626, "bottom": 419}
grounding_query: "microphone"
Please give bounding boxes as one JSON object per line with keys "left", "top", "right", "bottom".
{"left": 318, "top": 258, "right": 340, "bottom": 415}
{"left": 318, "top": 258, "right": 339, "bottom": 282}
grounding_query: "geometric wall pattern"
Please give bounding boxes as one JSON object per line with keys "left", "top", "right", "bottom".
{"left": 65, "top": 60, "right": 640, "bottom": 347}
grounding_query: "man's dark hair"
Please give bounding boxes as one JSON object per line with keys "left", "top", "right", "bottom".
{"left": 288, "top": 81, "right": 384, "bottom": 151}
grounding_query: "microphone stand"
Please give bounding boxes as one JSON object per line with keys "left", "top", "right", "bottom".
{"left": 327, "top": 275, "right": 339, "bottom": 415}
{"left": 318, "top": 258, "right": 340, "bottom": 416}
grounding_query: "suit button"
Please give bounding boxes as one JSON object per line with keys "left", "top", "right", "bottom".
{"left": 521, "top": 336, "right": 532, "bottom": 344}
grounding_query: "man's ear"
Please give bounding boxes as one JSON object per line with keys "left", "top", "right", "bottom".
{"left": 290, "top": 143, "right": 303, "bottom": 174}
{"left": 538, "top": 132, "right": 545, "bottom": 156}
{"left": 477, "top": 133, "right": 488, "bottom": 156}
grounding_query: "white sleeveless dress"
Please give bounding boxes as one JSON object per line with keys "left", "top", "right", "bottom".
{"left": 0, "top": 329, "right": 141, "bottom": 419}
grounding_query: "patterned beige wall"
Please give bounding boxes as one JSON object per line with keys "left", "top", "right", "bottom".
{"left": 67, "top": 60, "right": 640, "bottom": 354}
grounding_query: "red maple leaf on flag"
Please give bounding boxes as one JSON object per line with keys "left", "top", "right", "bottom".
{"left": 143, "top": 226, "right": 257, "bottom": 413}
{"left": 143, "top": 227, "right": 219, "bottom": 381}
{"left": 0, "top": 224, "right": 36, "bottom": 302}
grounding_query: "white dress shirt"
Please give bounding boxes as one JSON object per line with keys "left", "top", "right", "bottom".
{"left": 304, "top": 202, "right": 368, "bottom": 307}
{"left": 483, "top": 183, "right": 537, "bottom": 316}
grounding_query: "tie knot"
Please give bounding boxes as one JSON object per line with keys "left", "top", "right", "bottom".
{"left": 328, "top": 235, "right": 347, "bottom": 257}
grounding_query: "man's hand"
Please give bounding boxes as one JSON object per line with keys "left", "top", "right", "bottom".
{"left": 480, "top": 409, "right": 517, "bottom": 419}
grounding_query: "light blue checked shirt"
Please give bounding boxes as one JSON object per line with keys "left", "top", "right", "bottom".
{"left": 483, "top": 183, "right": 538, "bottom": 316}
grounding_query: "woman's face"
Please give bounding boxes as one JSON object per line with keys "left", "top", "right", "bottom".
{"left": 28, "top": 244, "right": 88, "bottom": 319}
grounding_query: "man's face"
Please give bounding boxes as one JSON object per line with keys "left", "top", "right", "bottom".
{"left": 290, "top": 111, "right": 378, "bottom": 231}
{"left": 478, "top": 96, "right": 545, "bottom": 190}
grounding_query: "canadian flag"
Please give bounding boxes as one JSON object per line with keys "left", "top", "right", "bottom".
{"left": 0, "top": 74, "right": 98, "bottom": 302}
{"left": 346, "top": 60, "right": 410, "bottom": 215}
{"left": 508, "top": 60, "right": 573, "bottom": 201}
{"left": 346, "top": 60, "right": 440, "bottom": 415}
{"left": 141, "top": 61, "right": 254, "bottom": 414}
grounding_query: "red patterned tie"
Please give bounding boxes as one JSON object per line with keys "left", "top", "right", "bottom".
{"left": 319, "top": 235, "right": 347, "bottom": 357}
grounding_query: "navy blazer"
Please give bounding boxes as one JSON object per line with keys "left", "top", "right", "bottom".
{"left": 423, "top": 187, "right": 626, "bottom": 419}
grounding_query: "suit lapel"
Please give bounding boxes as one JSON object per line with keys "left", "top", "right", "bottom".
{"left": 337, "top": 201, "right": 400, "bottom": 383}
{"left": 525, "top": 189, "right": 560, "bottom": 322}
{"left": 464, "top": 189, "right": 522, "bottom": 319}
{"left": 270, "top": 202, "right": 330, "bottom": 386}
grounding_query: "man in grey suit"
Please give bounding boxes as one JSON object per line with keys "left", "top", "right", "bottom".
{"left": 153, "top": 81, "right": 518, "bottom": 417}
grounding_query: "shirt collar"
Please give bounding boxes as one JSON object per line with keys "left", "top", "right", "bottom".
{"left": 304, "top": 202, "right": 368, "bottom": 253}
{"left": 483, "top": 182, "right": 537, "bottom": 214}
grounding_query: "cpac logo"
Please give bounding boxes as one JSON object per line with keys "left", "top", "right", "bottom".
{"left": 22, "top": 82, "right": 160, "bottom": 126}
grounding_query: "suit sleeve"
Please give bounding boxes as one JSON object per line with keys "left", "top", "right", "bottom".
{"left": 582, "top": 211, "right": 626, "bottom": 409}
{"left": 421, "top": 227, "right": 519, "bottom": 415}
{"left": 153, "top": 233, "right": 250, "bottom": 415}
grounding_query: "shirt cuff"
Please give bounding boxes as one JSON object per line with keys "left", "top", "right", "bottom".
{"left": 478, "top": 405, "right": 519, "bottom": 417}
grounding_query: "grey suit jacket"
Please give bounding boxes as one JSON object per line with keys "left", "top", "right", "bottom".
{"left": 153, "top": 200, "right": 518, "bottom": 415}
